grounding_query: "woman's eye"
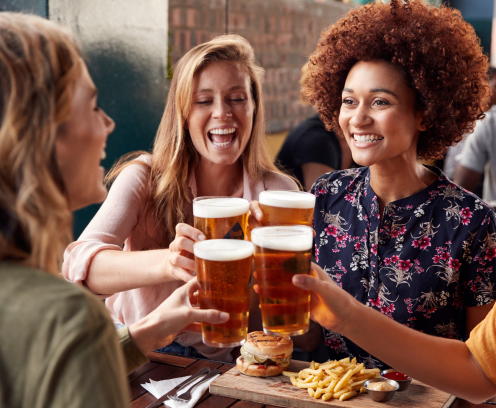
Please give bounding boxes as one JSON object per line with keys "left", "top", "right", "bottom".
{"left": 94, "top": 105, "right": 101, "bottom": 112}
{"left": 196, "top": 100, "right": 212, "bottom": 105}
{"left": 373, "top": 99, "right": 390, "bottom": 106}
{"left": 342, "top": 98, "right": 354, "bottom": 105}
{"left": 231, "top": 98, "right": 246, "bottom": 102}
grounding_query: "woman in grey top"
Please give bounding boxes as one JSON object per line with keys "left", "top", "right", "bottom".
{"left": 0, "top": 12, "right": 227, "bottom": 407}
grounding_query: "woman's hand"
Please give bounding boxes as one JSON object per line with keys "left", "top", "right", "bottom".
{"left": 248, "top": 200, "right": 263, "bottom": 231}
{"left": 292, "top": 263, "right": 358, "bottom": 334}
{"left": 128, "top": 278, "right": 229, "bottom": 355}
{"left": 166, "top": 223, "right": 205, "bottom": 282}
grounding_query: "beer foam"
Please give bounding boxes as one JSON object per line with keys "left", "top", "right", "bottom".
{"left": 259, "top": 190, "right": 315, "bottom": 209}
{"left": 193, "top": 197, "right": 249, "bottom": 218}
{"left": 194, "top": 239, "right": 254, "bottom": 261}
{"left": 251, "top": 226, "right": 313, "bottom": 251}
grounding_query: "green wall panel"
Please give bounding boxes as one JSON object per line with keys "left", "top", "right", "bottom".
{"left": 0, "top": 0, "right": 47, "bottom": 16}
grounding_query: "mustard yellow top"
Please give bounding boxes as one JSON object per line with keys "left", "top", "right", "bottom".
{"left": 466, "top": 302, "right": 496, "bottom": 385}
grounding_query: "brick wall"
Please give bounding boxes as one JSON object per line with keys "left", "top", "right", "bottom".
{"left": 169, "top": 0, "right": 351, "bottom": 133}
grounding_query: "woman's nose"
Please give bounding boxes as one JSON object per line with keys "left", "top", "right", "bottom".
{"left": 212, "top": 100, "right": 232, "bottom": 121}
{"left": 349, "top": 105, "right": 372, "bottom": 128}
{"left": 103, "top": 110, "right": 116, "bottom": 134}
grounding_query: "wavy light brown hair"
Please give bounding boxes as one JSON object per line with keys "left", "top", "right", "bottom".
{"left": 107, "top": 34, "right": 282, "bottom": 240}
{"left": 303, "top": 0, "right": 491, "bottom": 161}
{"left": 0, "top": 13, "right": 82, "bottom": 274}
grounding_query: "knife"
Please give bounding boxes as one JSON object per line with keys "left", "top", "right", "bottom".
{"left": 145, "top": 366, "right": 210, "bottom": 408}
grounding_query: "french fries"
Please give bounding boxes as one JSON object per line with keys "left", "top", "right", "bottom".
{"left": 282, "top": 359, "right": 380, "bottom": 402}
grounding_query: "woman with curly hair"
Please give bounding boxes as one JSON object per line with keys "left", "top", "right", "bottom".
{"left": 250, "top": 0, "right": 496, "bottom": 371}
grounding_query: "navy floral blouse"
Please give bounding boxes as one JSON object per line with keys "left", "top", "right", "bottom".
{"left": 311, "top": 166, "right": 496, "bottom": 369}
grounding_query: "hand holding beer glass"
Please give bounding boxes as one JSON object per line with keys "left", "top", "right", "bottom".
{"left": 251, "top": 226, "right": 313, "bottom": 336}
{"left": 193, "top": 197, "right": 250, "bottom": 239}
{"left": 258, "top": 190, "right": 315, "bottom": 227}
{"left": 194, "top": 239, "right": 254, "bottom": 347}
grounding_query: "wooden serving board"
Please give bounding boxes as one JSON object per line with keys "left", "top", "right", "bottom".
{"left": 210, "top": 360, "right": 456, "bottom": 408}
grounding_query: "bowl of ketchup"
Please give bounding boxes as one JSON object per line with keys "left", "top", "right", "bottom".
{"left": 380, "top": 369, "right": 412, "bottom": 391}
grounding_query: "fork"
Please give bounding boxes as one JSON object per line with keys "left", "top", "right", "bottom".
{"left": 168, "top": 368, "right": 220, "bottom": 403}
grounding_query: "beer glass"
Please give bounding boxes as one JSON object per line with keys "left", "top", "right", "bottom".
{"left": 258, "top": 190, "right": 315, "bottom": 227}
{"left": 193, "top": 197, "right": 249, "bottom": 240}
{"left": 251, "top": 225, "right": 313, "bottom": 336}
{"left": 194, "top": 239, "right": 254, "bottom": 347}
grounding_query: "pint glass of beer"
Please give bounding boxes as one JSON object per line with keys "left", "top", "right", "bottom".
{"left": 258, "top": 190, "right": 315, "bottom": 227}
{"left": 194, "top": 239, "right": 254, "bottom": 347}
{"left": 193, "top": 197, "right": 249, "bottom": 240}
{"left": 251, "top": 225, "right": 312, "bottom": 336}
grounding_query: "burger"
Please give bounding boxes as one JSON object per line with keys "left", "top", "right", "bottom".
{"left": 236, "top": 331, "right": 293, "bottom": 377}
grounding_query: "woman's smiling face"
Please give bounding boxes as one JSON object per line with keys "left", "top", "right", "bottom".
{"left": 338, "top": 59, "right": 426, "bottom": 168}
{"left": 187, "top": 61, "right": 255, "bottom": 166}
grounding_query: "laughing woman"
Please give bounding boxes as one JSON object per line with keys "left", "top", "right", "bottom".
{"left": 62, "top": 35, "right": 297, "bottom": 361}
{"left": 0, "top": 13, "right": 230, "bottom": 406}
{"left": 252, "top": 0, "right": 496, "bottom": 369}
{"left": 305, "top": 0, "right": 496, "bottom": 368}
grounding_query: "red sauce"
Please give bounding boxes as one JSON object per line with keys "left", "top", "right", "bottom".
{"left": 382, "top": 372, "right": 410, "bottom": 381}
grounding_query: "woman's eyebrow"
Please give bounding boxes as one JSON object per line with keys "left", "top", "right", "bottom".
{"left": 342, "top": 87, "right": 398, "bottom": 98}
{"left": 195, "top": 85, "right": 246, "bottom": 94}
{"left": 370, "top": 88, "right": 398, "bottom": 98}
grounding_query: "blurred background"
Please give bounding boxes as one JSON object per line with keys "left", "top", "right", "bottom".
{"left": 1, "top": 0, "right": 494, "bottom": 236}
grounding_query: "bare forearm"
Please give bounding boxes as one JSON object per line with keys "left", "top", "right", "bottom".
{"left": 453, "top": 165, "right": 482, "bottom": 192}
{"left": 342, "top": 302, "right": 496, "bottom": 403}
{"left": 85, "top": 249, "right": 175, "bottom": 294}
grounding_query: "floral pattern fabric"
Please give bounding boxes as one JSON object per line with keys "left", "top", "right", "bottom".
{"left": 311, "top": 166, "right": 496, "bottom": 369}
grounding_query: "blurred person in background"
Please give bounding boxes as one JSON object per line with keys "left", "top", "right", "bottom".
{"left": 251, "top": 0, "right": 496, "bottom": 370}
{"left": 277, "top": 63, "right": 353, "bottom": 192}
{"left": 0, "top": 12, "right": 229, "bottom": 407}
{"left": 453, "top": 67, "right": 496, "bottom": 204}
{"left": 62, "top": 35, "right": 297, "bottom": 362}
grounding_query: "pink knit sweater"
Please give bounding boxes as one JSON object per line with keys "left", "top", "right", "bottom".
{"left": 62, "top": 155, "right": 297, "bottom": 361}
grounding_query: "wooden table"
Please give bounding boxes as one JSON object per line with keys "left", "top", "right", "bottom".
{"left": 129, "top": 352, "right": 494, "bottom": 408}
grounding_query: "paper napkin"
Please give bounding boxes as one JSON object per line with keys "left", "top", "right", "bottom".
{"left": 142, "top": 373, "right": 220, "bottom": 408}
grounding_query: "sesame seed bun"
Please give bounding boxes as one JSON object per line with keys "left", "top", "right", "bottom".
{"left": 236, "top": 331, "right": 293, "bottom": 377}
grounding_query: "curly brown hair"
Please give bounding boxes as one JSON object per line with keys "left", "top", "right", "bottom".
{"left": 303, "top": 0, "right": 490, "bottom": 161}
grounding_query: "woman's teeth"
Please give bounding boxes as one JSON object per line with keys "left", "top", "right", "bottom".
{"left": 209, "top": 128, "right": 236, "bottom": 147}
{"left": 101, "top": 150, "right": 106, "bottom": 160}
{"left": 209, "top": 128, "right": 236, "bottom": 135}
{"left": 212, "top": 139, "right": 234, "bottom": 147}
{"left": 353, "top": 134, "right": 383, "bottom": 143}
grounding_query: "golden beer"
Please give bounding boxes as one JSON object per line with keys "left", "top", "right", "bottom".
{"left": 194, "top": 239, "right": 254, "bottom": 347}
{"left": 251, "top": 226, "right": 313, "bottom": 336}
{"left": 259, "top": 190, "right": 315, "bottom": 227}
{"left": 193, "top": 197, "right": 249, "bottom": 239}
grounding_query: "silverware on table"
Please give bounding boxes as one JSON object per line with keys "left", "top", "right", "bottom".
{"left": 168, "top": 368, "right": 220, "bottom": 403}
{"left": 145, "top": 366, "right": 210, "bottom": 408}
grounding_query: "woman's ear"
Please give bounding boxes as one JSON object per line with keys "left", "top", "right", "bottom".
{"left": 416, "top": 111, "right": 427, "bottom": 132}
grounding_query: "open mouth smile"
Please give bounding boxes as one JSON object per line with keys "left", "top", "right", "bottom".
{"left": 208, "top": 127, "right": 237, "bottom": 148}
{"left": 352, "top": 134, "right": 384, "bottom": 143}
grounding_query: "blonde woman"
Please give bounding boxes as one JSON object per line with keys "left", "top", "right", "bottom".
{"left": 62, "top": 35, "right": 297, "bottom": 360}
{"left": 0, "top": 13, "right": 229, "bottom": 406}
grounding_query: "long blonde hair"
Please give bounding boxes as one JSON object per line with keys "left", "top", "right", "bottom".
{"left": 0, "top": 13, "right": 82, "bottom": 274}
{"left": 107, "top": 35, "right": 282, "bottom": 240}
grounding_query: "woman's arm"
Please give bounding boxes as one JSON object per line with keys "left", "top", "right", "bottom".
{"left": 292, "top": 265, "right": 496, "bottom": 404}
{"left": 85, "top": 223, "right": 202, "bottom": 294}
{"left": 64, "top": 162, "right": 201, "bottom": 295}
{"left": 127, "top": 278, "right": 229, "bottom": 358}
